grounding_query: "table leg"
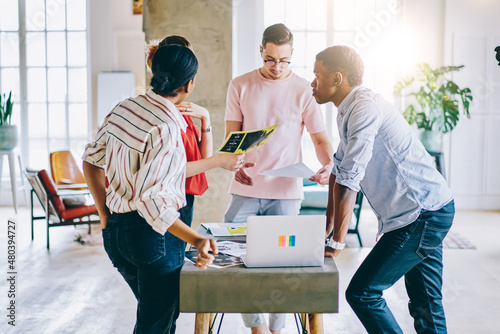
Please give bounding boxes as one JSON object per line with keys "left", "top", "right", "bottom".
{"left": 0, "top": 154, "right": 3, "bottom": 194}
{"left": 308, "top": 313, "right": 324, "bottom": 334}
{"left": 8, "top": 152, "right": 17, "bottom": 214}
{"left": 194, "top": 313, "right": 215, "bottom": 334}
{"left": 17, "top": 153, "right": 28, "bottom": 208}
{"left": 300, "top": 314, "right": 310, "bottom": 333}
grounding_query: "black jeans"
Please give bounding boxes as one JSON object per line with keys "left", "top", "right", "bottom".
{"left": 103, "top": 211, "right": 184, "bottom": 334}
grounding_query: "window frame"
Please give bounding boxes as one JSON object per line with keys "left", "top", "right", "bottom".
{"left": 233, "top": 0, "right": 405, "bottom": 170}
{"left": 0, "top": 0, "right": 91, "bottom": 171}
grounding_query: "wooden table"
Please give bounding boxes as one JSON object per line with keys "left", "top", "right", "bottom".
{"left": 180, "top": 228, "right": 339, "bottom": 333}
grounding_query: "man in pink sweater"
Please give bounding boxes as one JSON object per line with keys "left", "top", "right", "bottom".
{"left": 224, "top": 23, "right": 333, "bottom": 334}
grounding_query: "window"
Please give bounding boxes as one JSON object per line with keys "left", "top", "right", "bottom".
{"left": 0, "top": 0, "right": 89, "bottom": 170}
{"left": 263, "top": 0, "right": 405, "bottom": 171}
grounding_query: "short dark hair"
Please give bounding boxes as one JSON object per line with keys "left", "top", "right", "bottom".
{"left": 262, "top": 23, "right": 293, "bottom": 48}
{"left": 316, "top": 46, "right": 364, "bottom": 87}
{"left": 150, "top": 45, "right": 198, "bottom": 97}
{"left": 159, "top": 35, "right": 191, "bottom": 48}
{"left": 146, "top": 35, "right": 192, "bottom": 70}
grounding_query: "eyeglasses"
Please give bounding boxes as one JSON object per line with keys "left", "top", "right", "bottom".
{"left": 263, "top": 59, "right": 291, "bottom": 68}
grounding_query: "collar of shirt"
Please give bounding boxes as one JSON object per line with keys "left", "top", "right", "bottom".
{"left": 337, "top": 85, "right": 362, "bottom": 116}
{"left": 145, "top": 89, "right": 188, "bottom": 132}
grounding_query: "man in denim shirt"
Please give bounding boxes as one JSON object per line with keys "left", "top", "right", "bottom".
{"left": 312, "top": 45, "right": 455, "bottom": 334}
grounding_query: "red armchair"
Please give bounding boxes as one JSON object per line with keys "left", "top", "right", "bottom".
{"left": 25, "top": 168, "right": 101, "bottom": 249}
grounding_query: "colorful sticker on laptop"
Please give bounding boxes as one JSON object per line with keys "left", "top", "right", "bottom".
{"left": 279, "top": 235, "right": 296, "bottom": 247}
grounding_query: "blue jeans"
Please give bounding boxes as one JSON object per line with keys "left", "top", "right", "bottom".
{"left": 103, "top": 211, "right": 185, "bottom": 334}
{"left": 178, "top": 194, "right": 195, "bottom": 227}
{"left": 346, "top": 200, "right": 455, "bottom": 334}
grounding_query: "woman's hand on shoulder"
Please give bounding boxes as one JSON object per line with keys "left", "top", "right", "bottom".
{"left": 176, "top": 102, "right": 210, "bottom": 125}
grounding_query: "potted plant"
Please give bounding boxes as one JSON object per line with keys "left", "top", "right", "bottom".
{"left": 0, "top": 90, "right": 18, "bottom": 151}
{"left": 393, "top": 63, "right": 473, "bottom": 152}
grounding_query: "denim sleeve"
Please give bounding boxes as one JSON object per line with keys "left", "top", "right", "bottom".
{"left": 334, "top": 100, "right": 381, "bottom": 192}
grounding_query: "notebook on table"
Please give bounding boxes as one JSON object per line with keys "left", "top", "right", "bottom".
{"left": 242, "top": 215, "right": 326, "bottom": 268}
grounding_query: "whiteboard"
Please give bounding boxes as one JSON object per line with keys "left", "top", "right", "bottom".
{"left": 97, "top": 72, "right": 136, "bottom": 127}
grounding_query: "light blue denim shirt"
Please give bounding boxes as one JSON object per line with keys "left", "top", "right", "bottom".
{"left": 333, "top": 86, "right": 453, "bottom": 235}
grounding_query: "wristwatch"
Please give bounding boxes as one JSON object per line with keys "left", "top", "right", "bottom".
{"left": 327, "top": 238, "right": 345, "bottom": 250}
{"left": 201, "top": 125, "right": 212, "bottom": 133}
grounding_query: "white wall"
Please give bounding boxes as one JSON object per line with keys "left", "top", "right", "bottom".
{"left": 444, "top": 0, "right": 500, "bottom": 209}
{"left": 402, "top": 0, "right": 445, "bottom": 69}
{"left": 88, "top": 0, "right": 145, "bottom": 132}
{"left": 232, "top": 0, "right": 264, "bottom": 78}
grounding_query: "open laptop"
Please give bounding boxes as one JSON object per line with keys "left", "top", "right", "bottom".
{"left": 242, "top": 215, "right": 326, "bottom": 268}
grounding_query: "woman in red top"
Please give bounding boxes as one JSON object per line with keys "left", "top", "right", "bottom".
{"left": 147, "top": 35, "right": 243, "bottom": 226}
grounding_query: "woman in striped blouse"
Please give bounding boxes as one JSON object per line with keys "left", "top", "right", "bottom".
{"left": 147, "top": 35, "right": 244, "bottom": 228}
{"left": 83, "top": 45, "right": 217, "bottom": 334}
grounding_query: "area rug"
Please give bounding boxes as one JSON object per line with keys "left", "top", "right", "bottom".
{"left": 74, "top": 224, "right": 104, "bottom": 246}
{"left": 346, "top": 230, "right": 475, "bottom": 250}
{"left": 74, "top": 232, "right": 103, "bottom": 246}
{"left": 442, "top": 231, "right": 476, "bottom": 249}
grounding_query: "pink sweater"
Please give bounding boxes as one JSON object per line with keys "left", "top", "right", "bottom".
{"left": 225, "top": 69, "right": 326, "bottom": 199}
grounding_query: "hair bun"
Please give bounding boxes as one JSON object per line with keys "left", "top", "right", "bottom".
{"left": 151, "top": 71, "right": 175, "bottom": 92}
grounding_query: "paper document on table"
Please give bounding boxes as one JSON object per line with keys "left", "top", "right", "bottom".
{"left": 216, "top": 241, "right": 247, "bottom": 258}
{"left": 201, "top": 223, "right": 247, "bottom": 236}
{"left": 184, "top": 250, "right": 243, "bottom": 269}
{"left": 259, "top": 162, "right": 316, "bottom": 178}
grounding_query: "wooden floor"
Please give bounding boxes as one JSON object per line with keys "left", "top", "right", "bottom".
{"left": 0, "top": 206, "right": 499, "bottom": 334}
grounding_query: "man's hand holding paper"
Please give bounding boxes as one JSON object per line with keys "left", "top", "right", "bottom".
{"left": 309, "top": 163, "right": 333, "bottom": 185}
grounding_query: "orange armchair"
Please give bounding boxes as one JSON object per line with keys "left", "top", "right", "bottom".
{"left": 25, "top": 168, "right": 100, "bottom": 249}
{"left": 49, "top": 150, "right": 87, "bottom": 189}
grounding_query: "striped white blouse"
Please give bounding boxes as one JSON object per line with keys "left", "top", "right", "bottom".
{"left": 82, "top": 89, "right": 188, "bottom": 235}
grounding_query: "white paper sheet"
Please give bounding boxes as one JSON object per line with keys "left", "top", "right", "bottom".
{"left": 216, "top": 241, "right": 247, "bottom": 257}
{"left": 259, "top": 162, "right": 316, "bottom": 178}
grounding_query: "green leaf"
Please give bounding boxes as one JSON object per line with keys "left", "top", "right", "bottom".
{"left": 416, "top": 112, "right": 431, "bottom": 130}
{"left": 0, "top": 90, "right": 14, "bottom": 126}
{"left": 393, "top": 77, "right": 415, "bottom": 95}
{"left": 403, "top": 104, "right": 416, "bottom": 124}
{"left": 5, "top": 91, "right": 13, "bottom": 125}
{"left": 441, "top": 100, "right": 459, "bottom": 133}
{"left": 392, "top": 62, "right": 473, "bottom": 133}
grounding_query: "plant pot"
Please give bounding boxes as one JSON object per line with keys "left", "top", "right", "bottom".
{"left": 419, "top": 130, "right": 442, "bottom": 152}
{"left": 0, "top": 125, "right": 18, "bottom": 150}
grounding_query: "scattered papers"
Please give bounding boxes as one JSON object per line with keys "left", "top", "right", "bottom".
{"left": 184, "top": 250, "right": 243, "bottom": 269}
{"left": 201, "top": 223, "right": 247, "bottom": 237}
{"left": 217, "top": 124, "right": 278, "bottom": 154}
{"left": 216, "top": 241, "right": 247, "bottom": 258}
{"left": 259, "top": 162, "right": 316, "bottom": 178}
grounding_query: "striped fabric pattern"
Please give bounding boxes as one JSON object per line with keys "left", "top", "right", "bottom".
{"left": 83, "top": 89, "right": 188, "bottom": 235}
